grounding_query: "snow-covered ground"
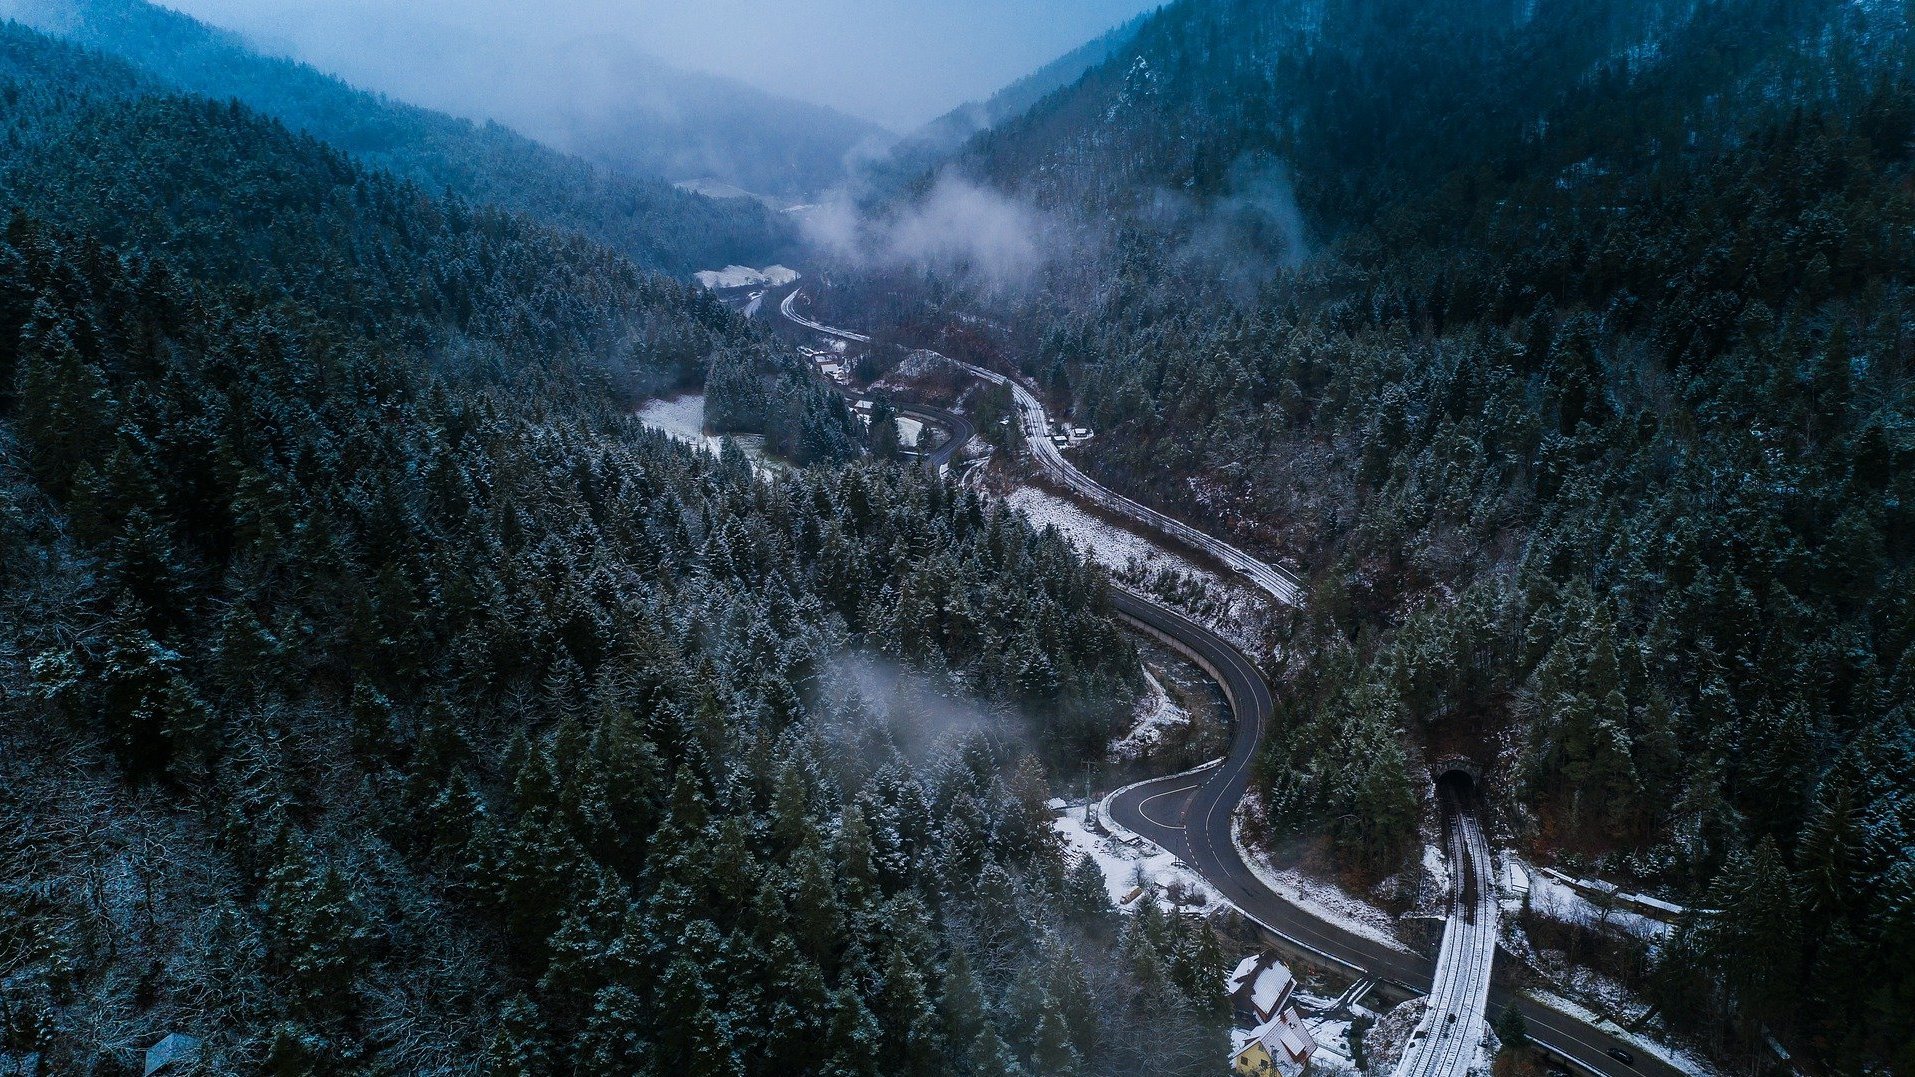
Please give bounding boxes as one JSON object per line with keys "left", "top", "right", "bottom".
{"left": 635, "top": 393, "right": 786, "bottom": 476}
{"left": 1052, "top": 804, "right": 1222, "bottom": 914}
{"left": 693, "top": 264, "right": 799, "bottom": 290}
{"left": 1514, "top": 858, "right": 1672, "bottom": 941}
{"left": 1231, "top": 805, "right": 1414, "bottom": 956}
{"left": 1112, "top": 664, "right": 1191, "bottom": 760}
{"left": 1290, "top": 991, "right": 1370, "bottom": 1076}
{"left": 1422, "top": 843, "right": 1450, "bottom": 901}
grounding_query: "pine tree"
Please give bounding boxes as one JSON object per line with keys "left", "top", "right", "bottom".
{"left": 939, "top": 947, "right": 990, "bottom": 1052}
{"left": 483, "top": 994, "right": 554, "bottom": 1077}
{"left": 1494, "top": 1003, "right": 1528, "bottom": 1048}
{"left": 261, "top": 840, "right": 373, "bottom": 1013}
{"left": 1694, "top": 837, "right": 1803, "bottom": 1025}
{"left": 14, "top": 307, "right": 113, "bottom": 496}
{"left": 821, "top": 986, "right": 882, "bottom": 1077}
{"left": 968, "top": 1023, "right": 1024, "bottom": 1077}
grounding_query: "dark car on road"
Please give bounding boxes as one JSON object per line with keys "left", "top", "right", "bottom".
{"left": 1607, "top": 1047, "right": 1636, "bottom": 1066}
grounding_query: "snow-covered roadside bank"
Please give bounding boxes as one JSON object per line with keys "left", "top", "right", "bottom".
{"left": 1002, "top": 483, "right": 1275, "bottom": 654}
{"left": 1230, "top": 804, "right": 1415, "bottom": 957}
{"left": 1113, "top": 664, "right": 1190, "bottom": 760}
{"left": 1524, "top": 989, "right": 1721, "bottom": 1077}
{"left": 1051, "top": 803, "right": 1223, "bottom": 914}
{"left": 1516, "top": 859, "right": 1673, "bottom": 942}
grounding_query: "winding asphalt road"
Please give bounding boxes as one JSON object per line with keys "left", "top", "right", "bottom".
{"left": 1105, "top": 601, "right": 1684, "bottom": 1077}
{"left": 893, "top": 401, "right": 974, "bottom": 473}
{"left": 774, "top": 280, "right": 1691, "bottom": 1077}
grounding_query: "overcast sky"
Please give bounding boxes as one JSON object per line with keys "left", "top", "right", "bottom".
{"left": 157, "top": 0, "right": 1162, "bottom": 131}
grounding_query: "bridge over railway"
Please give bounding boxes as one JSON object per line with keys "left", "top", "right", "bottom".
{"left": 1393, "top": 768, "right": 1500, "bottom": 1077}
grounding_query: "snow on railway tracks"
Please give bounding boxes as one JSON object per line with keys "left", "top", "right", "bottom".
{"left": 1392, "top": 785, "right": 1500, "bottom": 1077}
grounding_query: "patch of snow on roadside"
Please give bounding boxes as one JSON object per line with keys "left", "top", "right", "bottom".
{"left": 1231, "top": 808, "right": 1413, "bottom": 955}
{"left": 761, "top": 265, "right": 800, "bottom": 286}
{"left": 1113, "top": 664, "right": 1189, "bottom": 760}
{"left": 1422, "top": 843, "right": 1450, "bottom": 896}
{"left": 694, "top": 265, "right": 770, "bottom": 290}
{"left": 1525, "top": 989, "right": 1724, "bottom": 1077}
{"left": 1052, "top": 804, "right": 1222, "bottom": 915}
{"left": 1006, "top": 484, "right": 1184, "bottom": 576}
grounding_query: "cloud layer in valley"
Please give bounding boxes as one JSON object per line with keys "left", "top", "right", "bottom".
{"left": 801, "top": 175, "right": 1054, "bottom": 292}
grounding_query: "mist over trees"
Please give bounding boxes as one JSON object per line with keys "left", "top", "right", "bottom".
{"left": 0, "top": 0, "right": 800, "bottom": 274}
{"left": 0, "top": 13, "right": 1233, "bottom": 1073}
{"left": 845, "top": 0, "right": 1915, "bottom": 1068}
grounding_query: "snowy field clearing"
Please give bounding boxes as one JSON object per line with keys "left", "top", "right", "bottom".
{"left": 1052, "top": 804, "right": 1221, "bottom": 914}
{"left": 635, "top": 393, "right": 786, "bottom": 476}
{"left": 693, "top": 264, "right": 799, "bottom": 290}
{"left": 636, "top": 393, "right": 724, "bottom": 454}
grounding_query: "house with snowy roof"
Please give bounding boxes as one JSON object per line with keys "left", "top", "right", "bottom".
{"left": 1231, "top": 1006, "right": 1318, "bottom": 1077}
{"left": 1227, "top": 953, "right": 1317, "bottom": 1077}
{"left": 1228, "top": 951, "right": 1297, "bottom": 1025}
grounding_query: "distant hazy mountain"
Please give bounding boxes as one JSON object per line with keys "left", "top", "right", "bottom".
{"left": 437, "top": 33, "right": 892, "bottom": 202}
{"left": 909, "top": 13, "right": 1148, "bottom": 160}
{"left": 0, "top": 0, "right": 800, "bottom": 274}
{"left": 851, "top": 14, "right": 1148, "bottom": 197}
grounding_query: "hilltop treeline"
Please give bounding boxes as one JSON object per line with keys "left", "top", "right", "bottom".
{"left": 873, "top": 0, "right": 1915, "bottom": 1066}
{"left": 0, "top": 19, "right": 1226, "bottom": 1075}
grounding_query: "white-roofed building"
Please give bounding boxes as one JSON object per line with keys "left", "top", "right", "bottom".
{"left": 1231, "top": 1004, "right": 1319, "bottom": 1077}
{"left": 1228, "top": 951, "right": 1297, "bottom": 1024}
{"left": 1227, "top": 952, "right": 1317, "bottom": 1076}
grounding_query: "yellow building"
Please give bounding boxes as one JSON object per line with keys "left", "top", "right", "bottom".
{"left": 1233, "top": 1038, "right": 1277, "bottom": 1075}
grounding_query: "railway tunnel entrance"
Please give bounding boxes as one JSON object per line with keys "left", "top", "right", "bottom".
{"left": 1434, "top": 768, "right": 1477, "bottom": 811}
{"left": 1432, "top": 762, "right": 1485, "bottom": 921}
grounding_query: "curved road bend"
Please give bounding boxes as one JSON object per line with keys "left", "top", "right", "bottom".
{"left": 777, "top": 286, "right": 1302, "bottom": 606}
{"left": 777, "top": 282, "right": 1690, "bottom": 1077}
{"left": 894, "top": 401, "right": 974, "bottom": 473}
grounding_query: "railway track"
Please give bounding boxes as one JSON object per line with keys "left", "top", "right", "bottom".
{"left": 773, "top": 278, "right": 1688, "bottom": 1077}
{"left": 1394, "top": 780, "right": 1500, "bottom": 1077}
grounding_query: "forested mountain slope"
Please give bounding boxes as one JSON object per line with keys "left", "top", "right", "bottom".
{"left": 863, "top": 0, "right": 1915, "bottom": 1068}
{"left": 861, "top": 14, "right": 1151, "bottom": 193}
{"left": 0, "top": 0, "right": 797, "bottom": 274}
{"left": 0, "top": 22, "right": 1226, "bottom": 1076}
